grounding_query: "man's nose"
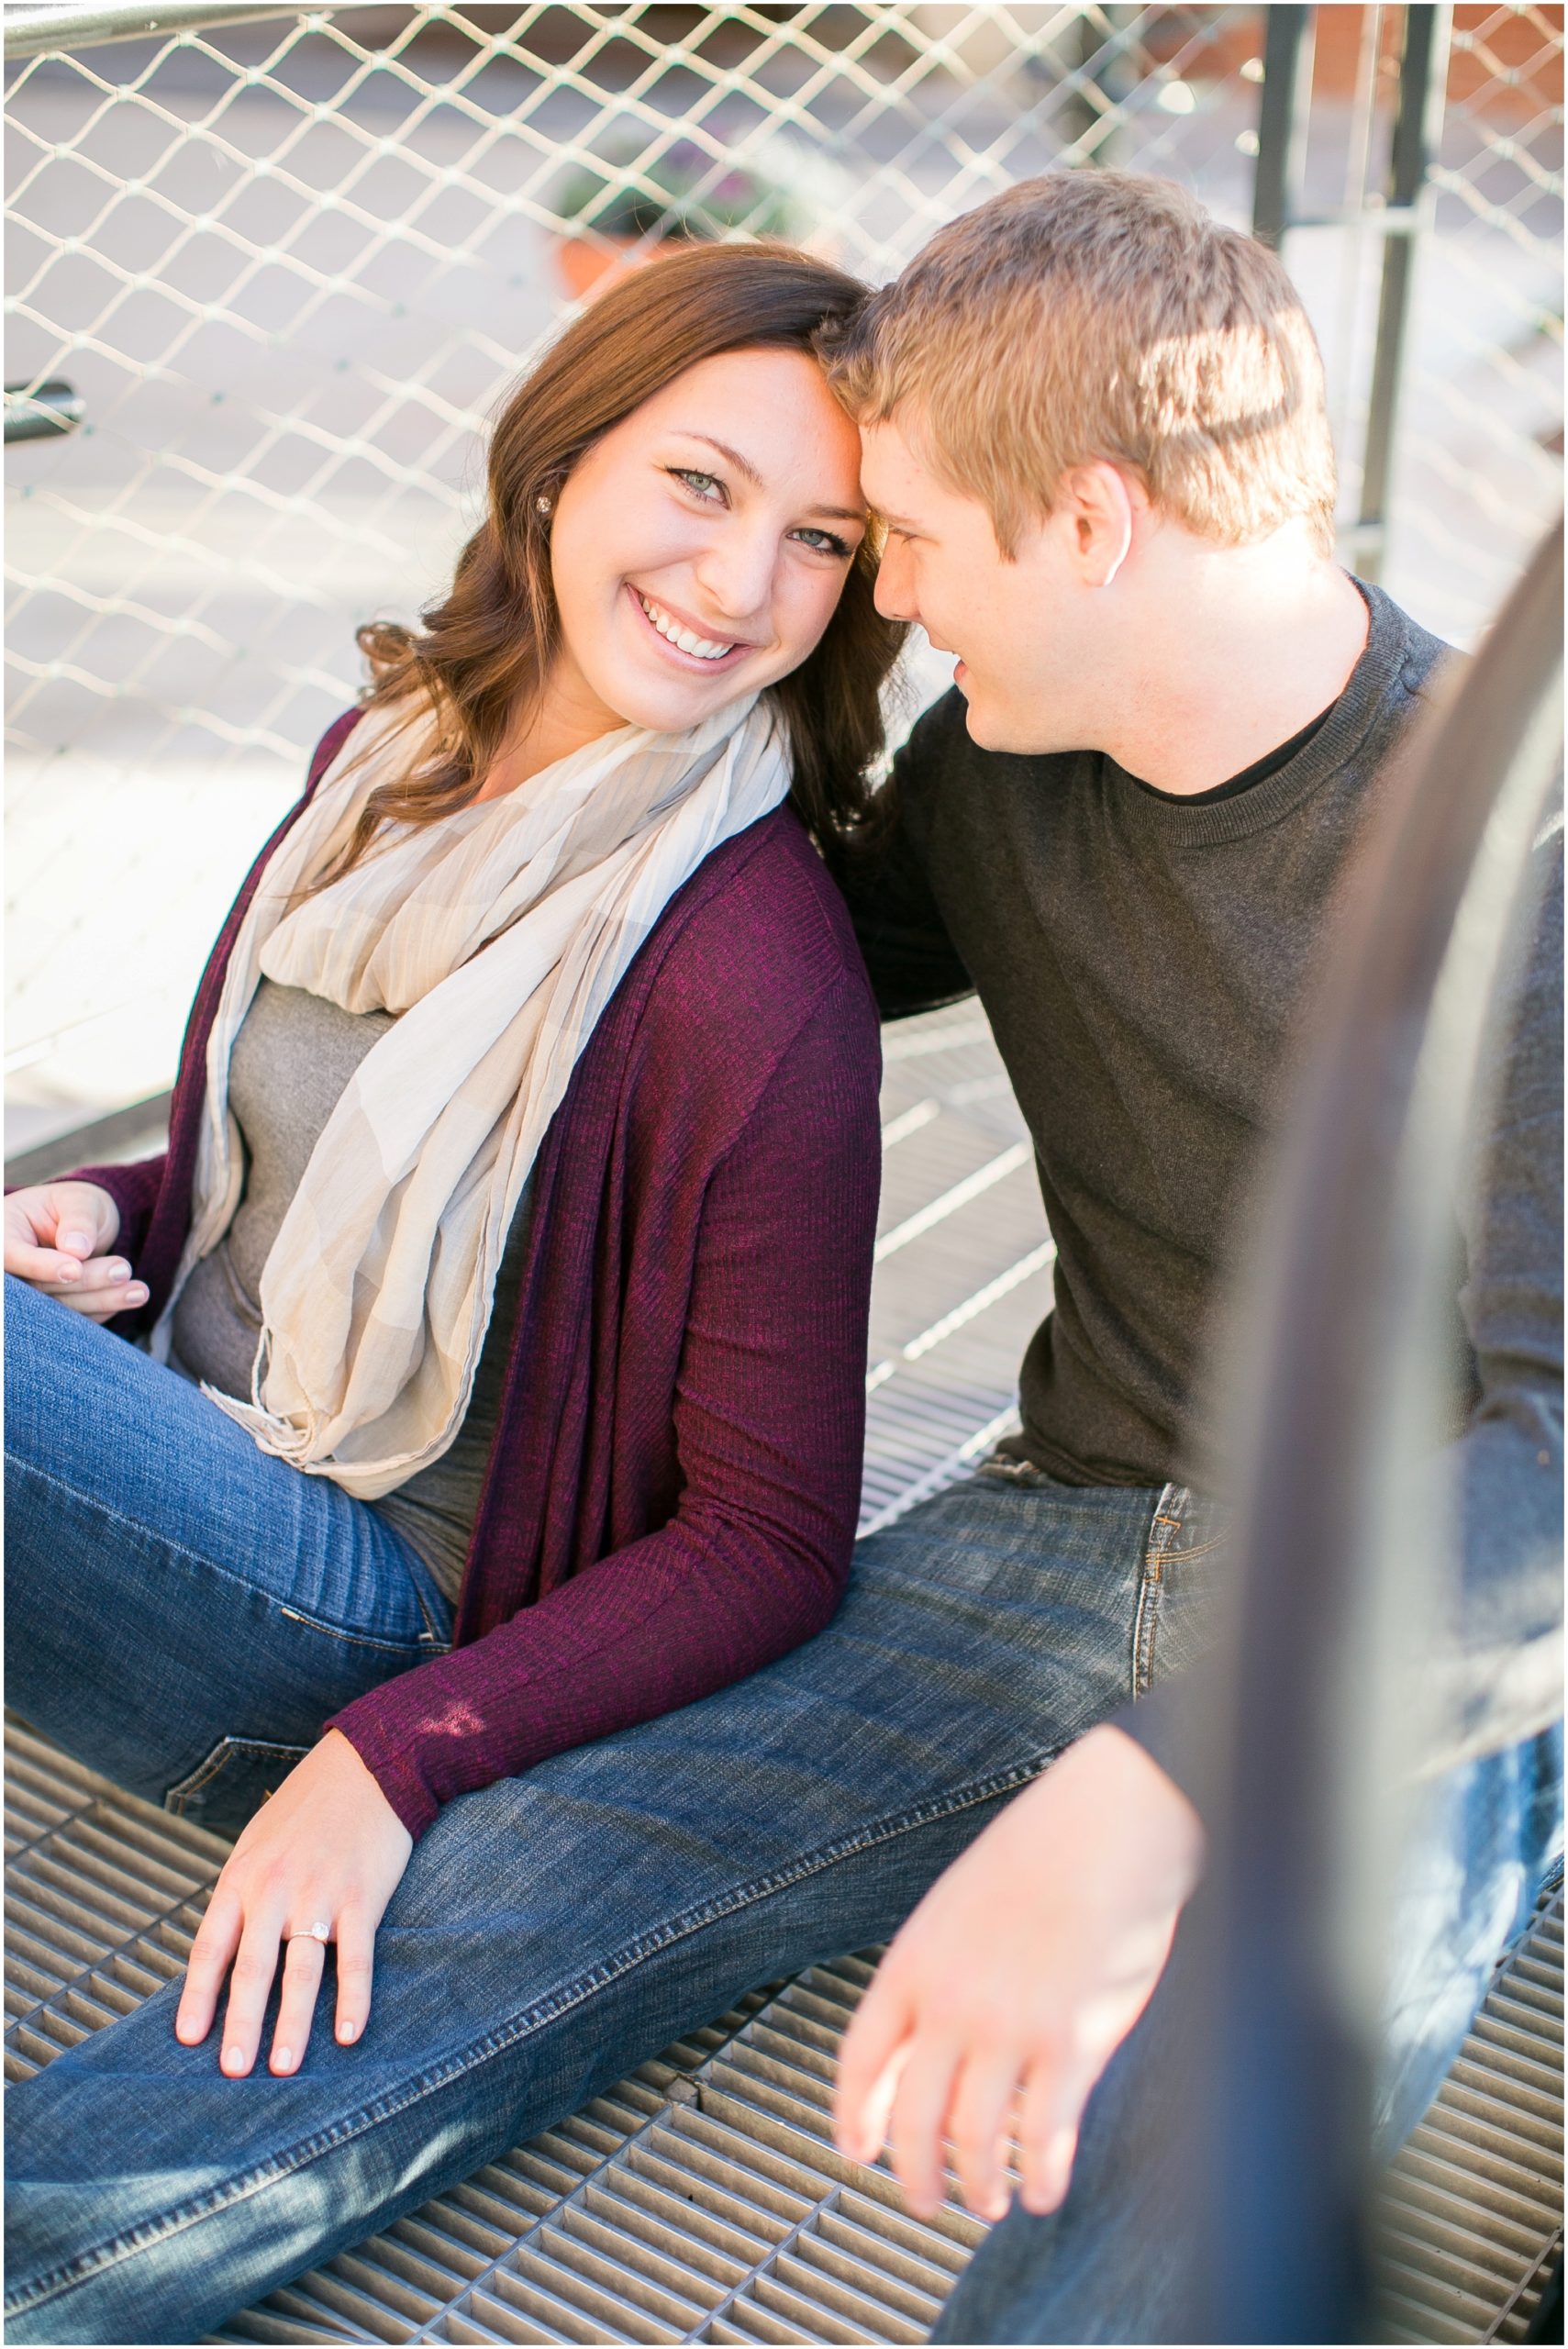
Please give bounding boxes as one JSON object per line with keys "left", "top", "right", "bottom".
{"left": 873, "top": 540, "right": 919, "bottom": 626}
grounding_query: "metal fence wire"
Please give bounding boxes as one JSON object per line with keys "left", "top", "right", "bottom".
{"left": 4, "top": 3, "right": 1563, "bottom": 1144}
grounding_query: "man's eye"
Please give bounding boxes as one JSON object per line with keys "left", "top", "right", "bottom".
{"left": 672, "top": 468, "right": 724, "bottom": 501}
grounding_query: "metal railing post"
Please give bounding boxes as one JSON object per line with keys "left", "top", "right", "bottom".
{"left": 1356, "top": 6, "right": 1454, "bottom": 583}
{"left": 1252, "top": 5, "right": 1315, "bottom": 250}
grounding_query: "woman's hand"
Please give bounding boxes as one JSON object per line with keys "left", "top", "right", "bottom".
{"left": 175, "top": 1729, "right": 414, "bottom": 2076}
{"left": 834, "top": 1724, "right": 1205, "bottom": 2222}
{"left": 4, "top": 1180, "right": 146, "bottom": 1320}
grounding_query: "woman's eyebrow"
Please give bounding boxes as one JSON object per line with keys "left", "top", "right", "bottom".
{"left": 673, "top": 431, "right": 866, "bottom": 524}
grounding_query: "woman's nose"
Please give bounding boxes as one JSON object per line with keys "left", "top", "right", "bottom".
{"left": 692, "top": 525, "right": 777, "bottom": 633}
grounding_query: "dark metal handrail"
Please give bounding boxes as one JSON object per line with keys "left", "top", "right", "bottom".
{"left": 4, "top": 380, "right": 83, "bottom": 443}
{"left": 1200, "top": 519, "right": 1564, "bottom": 2342}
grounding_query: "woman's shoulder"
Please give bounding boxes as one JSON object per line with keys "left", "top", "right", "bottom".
{"left": 649, "top": 806, "right": 878, "bottom": 1051}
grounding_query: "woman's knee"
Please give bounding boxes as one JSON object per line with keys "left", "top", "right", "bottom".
{"left": 4, "top": 1274, "right": 109, "bottom": 1466}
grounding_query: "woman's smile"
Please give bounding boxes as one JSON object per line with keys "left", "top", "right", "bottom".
{"left": 625, "top": 580, "right": 758, "bottom": 674}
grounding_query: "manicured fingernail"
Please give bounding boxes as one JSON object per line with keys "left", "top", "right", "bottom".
{"left": 338, "top": 2021, "right": 358, "bottom": 2043}
{"left": 222, "top": 2045, "right": 246, "bottom": 2074}
{"left": 56, "top": 1260, "right": 81, "bottom": 1279}
{"left": 105, "top": 1261, "right": 129, "bottom": 1282}
{"left": 125, "top": 1285, "right": 147, "bottom": 1303}
{"left": 272, "top": 2046, "right": 292, "bottom": 2070}
{"left": 60, "top": 1230, "right": 93, "bottom": 1254}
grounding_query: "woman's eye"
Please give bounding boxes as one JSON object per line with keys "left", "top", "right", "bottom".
{"left": 671, "top": 468, "right": 724, "bottom": 502}
{"left": 792, "top": 527, "right": 852, "bottom": 559}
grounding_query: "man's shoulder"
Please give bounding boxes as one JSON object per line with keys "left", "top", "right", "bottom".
{"left": 1367, "top": 583, "right": 1455, "bottom": 710}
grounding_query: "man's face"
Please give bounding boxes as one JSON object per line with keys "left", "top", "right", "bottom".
{"left": 859, "top": 415, "right": 1108, "bottom": 755}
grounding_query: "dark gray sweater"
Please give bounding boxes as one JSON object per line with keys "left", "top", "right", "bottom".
{"left": 844, "top": 584, "right": 1451, "bottom": 1487}
{"left": 839, "top": 581, "right": 1562, "bottom": 1774}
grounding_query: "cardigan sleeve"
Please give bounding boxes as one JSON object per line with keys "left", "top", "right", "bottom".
{"left": 328, "top": 970, "right": 882, "bottom": 1839}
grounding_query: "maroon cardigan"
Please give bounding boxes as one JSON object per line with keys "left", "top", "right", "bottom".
{"left": 77, "top": 712, "right": 883, "bottom": 1837}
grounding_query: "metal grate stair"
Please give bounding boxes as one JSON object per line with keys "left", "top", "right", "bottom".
{"left": 6, "top": 1003, "right": 1562, "bottom": 2341}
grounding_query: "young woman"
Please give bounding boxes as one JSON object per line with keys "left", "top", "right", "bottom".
{"left": 5, "top": 242, "right": 901, "bottom": 2102}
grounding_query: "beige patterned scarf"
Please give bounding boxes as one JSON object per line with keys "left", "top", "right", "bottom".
{"left": 154, "top": 689, "right": 791, "bottom": 1499}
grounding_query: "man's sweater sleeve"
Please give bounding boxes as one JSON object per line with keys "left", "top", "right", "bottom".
{"left": 328, "top": 974, "right": 881, "bottom": 1840}
{"left": 1115, "top": 826, "right": 1565, "bottom": 1808}
{"left": 828, "top": 696, "right": 976, "bottom": 1021}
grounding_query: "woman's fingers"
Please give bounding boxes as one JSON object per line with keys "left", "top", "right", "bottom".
{"left": 946, "top": 2046, "right": 1021, "bottom": 2221}
{"left": 270, "top": 1932, "right": 328, "bottom": 2074}
{"left": 175, "top": 1889, "right": 243, "bottom": 2046}
{"left": 219, "top": 1908, "right": 290, "bottom": 2076}
{"left": 35, "top": 1258, "right": 146, "bottom": 1315}
{"left": 333, "top": 1907, "right": 377, "bottom": 2047}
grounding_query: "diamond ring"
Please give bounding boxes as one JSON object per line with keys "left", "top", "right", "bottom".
{"left": 289, "top": 1920, "right": 331, "bottom": 1943}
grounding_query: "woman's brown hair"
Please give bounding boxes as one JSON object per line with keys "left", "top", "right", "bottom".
{"left": 329, "top": 241, "right": 905, "bottom": 881}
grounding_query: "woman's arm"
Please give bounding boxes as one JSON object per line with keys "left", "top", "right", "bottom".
{"left": 331, "top": 969, "right": 882, "bottom": 1837}
{"left": 172, "top": 970, "right": 881, "bottom": 2076}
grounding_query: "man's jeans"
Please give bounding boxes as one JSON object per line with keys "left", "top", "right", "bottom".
{"left": 4, "top": 1274, "right": 1559, "bottom": 2343}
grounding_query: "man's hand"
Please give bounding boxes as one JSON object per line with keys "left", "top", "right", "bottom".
{"left": 4, "top": 1180, "right": 145, "bottom": 1320}
{"left": 835, "top": 1723, "right": 1204, "bottom": 2222}
{"left": 174, "top": 1730, "right": 413, "bottom": 2076}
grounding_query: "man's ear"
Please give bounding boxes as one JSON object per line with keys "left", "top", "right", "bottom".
{"left": 1059, "top": 461, "right": 1137, "bottom": 589}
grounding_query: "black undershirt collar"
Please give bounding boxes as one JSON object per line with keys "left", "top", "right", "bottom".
{"left": 1121, "top": 700, "right": 1337, "bottom": 806}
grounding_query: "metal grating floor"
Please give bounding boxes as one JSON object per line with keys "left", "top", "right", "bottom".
{"left": 6, "top": 1003, "right": 1562, "bottom": 2342}
{"left": 1375, "top": 1885, "right": 1564, "bottom": 2345}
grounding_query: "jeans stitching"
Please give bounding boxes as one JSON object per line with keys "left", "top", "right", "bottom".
{"left": 1133, "top": 1481, "right": 1190, "bottom": 1698}
{"left": 10, "top": 1456, "right": 433, "bottom": 1659}
{"left": 164, "top": 1737, "right": 310, "bottom": 1812}
{"left": 5, "top": 1752, "right": 1052, "bottom": 2315}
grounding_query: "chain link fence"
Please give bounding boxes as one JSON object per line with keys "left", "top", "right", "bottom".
{"left": 5, "top": 3, "right": 1563, "bottom": 1145}
{"left": 1410, "top": 6, "right": 1563, "bottom": 623}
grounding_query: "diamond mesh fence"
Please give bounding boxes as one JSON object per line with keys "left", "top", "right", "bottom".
{"left": 3, "top": 3, "right": 1562, "bottom": 1143}
{"left": 1411, "top": 6, "right": 1563, "bottom": 629}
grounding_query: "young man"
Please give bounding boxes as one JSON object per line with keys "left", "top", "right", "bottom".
{"left": 6, "top": 173, "right": 1560, "bottom": 2345}
{"left": 814, "top": 170, "right": 1563, "bottom": 2338}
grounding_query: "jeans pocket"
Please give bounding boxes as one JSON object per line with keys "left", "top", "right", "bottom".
{"left": 164, "top": 1735, "right": 310, "bottom": 1839}
{"left": 1133, "top": 1485, "right": 1231, "bottom": 1698}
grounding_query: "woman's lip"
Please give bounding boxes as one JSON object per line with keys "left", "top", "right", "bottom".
{"left": 626, "top": 583, "right": 751, "bottom": 672}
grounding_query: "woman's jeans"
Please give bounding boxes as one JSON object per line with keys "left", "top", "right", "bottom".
{"left": 5, "top": 1274, "right": 1561, "bottom": 2344}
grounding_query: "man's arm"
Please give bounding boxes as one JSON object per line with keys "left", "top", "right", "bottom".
{"left": 833, "top": 830, "right": 1563, "bottom": 2225}
{"left": 1117, "top": 821, "right": 1565, "bottom": 1802}
{"left": 827, "top": 692, "right": 976, "bottom": 1020}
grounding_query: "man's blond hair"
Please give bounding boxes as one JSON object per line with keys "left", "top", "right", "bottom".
{"left": 824, "top": 171, "right": 1338, "bottom": 557}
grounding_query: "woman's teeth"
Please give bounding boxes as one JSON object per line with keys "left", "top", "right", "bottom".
{"left": 636, "top": 591, "right": 736, "bottom": 662}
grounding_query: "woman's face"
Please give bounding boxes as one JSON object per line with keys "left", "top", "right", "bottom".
{"left": 547, "top": 346, "right": 868, "bottom": 737}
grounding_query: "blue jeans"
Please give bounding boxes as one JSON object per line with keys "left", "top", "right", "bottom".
{"left": 3, "top": 1275, "right": 454, "bottom": 1836}
{"left": 4, "top": 1275, "right": 1558, "bottom": 2342}
{"left": 4, "top": 1273, "right": 1218, "bottom": 2341}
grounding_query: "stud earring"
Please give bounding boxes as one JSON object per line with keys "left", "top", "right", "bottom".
{"left": 536, "top": 494, "right": 553, "bottom": 518}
